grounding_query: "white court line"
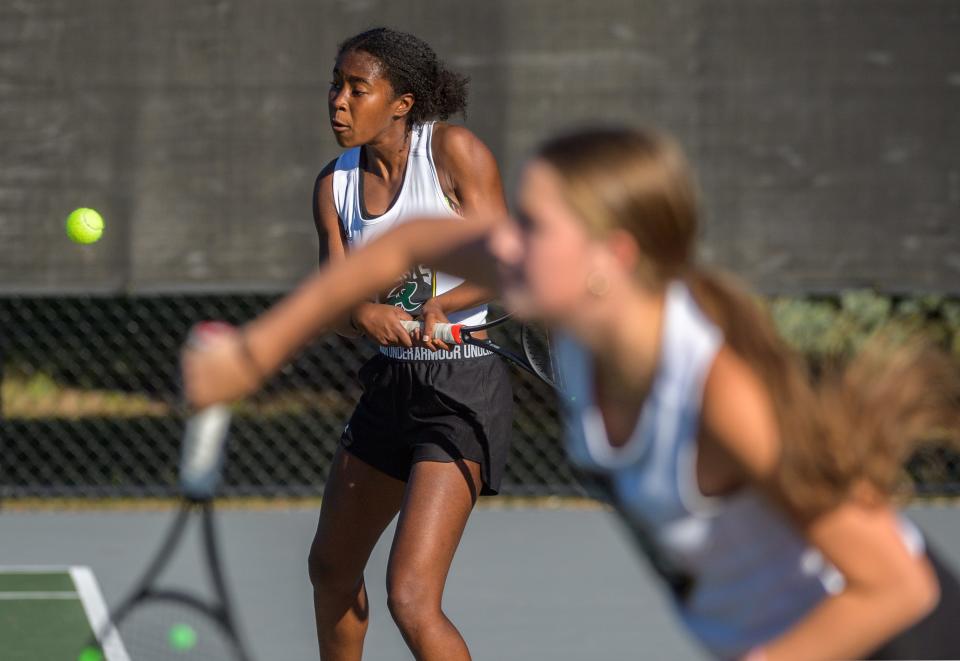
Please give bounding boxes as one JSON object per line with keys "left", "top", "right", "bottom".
{"left": 0, "top": 591, "right": 77, "bottom": 599}
{"left": 71, "top": 566, "right": 132, "bottom": 661}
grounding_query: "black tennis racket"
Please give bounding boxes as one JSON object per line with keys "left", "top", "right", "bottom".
{"left": 402, "top": 315, "right": 564, "bottom": 390}
{"left": 81, "top": 324, "right": 253, "bottom": 661}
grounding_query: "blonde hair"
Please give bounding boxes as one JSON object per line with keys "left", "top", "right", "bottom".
{"left": 537, "top": 127, "right": 960, "bottom": 516}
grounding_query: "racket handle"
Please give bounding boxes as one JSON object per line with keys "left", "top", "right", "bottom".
{"left": 180, "top": 322, "right": 234, "bottom": 500}
{"left": 398, "top": 320, "right": 463, "bottom": 344}
{"left": 180, "top": 404, "right": 232, "bottom": 500}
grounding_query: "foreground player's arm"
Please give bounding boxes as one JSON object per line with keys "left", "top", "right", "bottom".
{"left": 760, "top": 504, "right": 937, "bottom": 661}
{"left": 419, "top": 125, "right": 509, "bottom": 349}
{"left": 700, "top": 348, "right": 938, "bottom": 661}
{"left": 182, "top": 217, "right": 497, "bottom": 407}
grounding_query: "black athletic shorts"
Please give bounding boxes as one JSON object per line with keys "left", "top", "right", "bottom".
{"left": 340, "top": 350, "right": 514, "bottom": 495}
{"left": 868, "top": 543, "right": 960, "bottom": 659}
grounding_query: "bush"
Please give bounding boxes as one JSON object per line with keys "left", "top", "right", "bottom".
{"left": 769, "top": 290, "right": 960, "bottom": 365}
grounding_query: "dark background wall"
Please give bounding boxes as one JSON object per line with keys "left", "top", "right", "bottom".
{"left": 2, "top": 0, "right": 958, "bottom": 295}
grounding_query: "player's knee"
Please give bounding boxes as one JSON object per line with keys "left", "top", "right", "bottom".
{"left": 307, "top": 543, "right": 330, "bottom": 590}
{"left": 308, "top": 540, "right": 356, "bottom": 597}
{"left": 386, "top": 574, "right": 439, "bottom": 632}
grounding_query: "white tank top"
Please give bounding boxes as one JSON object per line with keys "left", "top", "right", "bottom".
{"left": 558, "top": 280, "right": 924, "bottom": 659}
{"left": 332, "top": 121, "right": 487, "bottom": 336}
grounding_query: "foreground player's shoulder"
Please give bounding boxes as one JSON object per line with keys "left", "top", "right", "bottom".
{"left": 701, "top": 345, "right": 781, "bottom": 480}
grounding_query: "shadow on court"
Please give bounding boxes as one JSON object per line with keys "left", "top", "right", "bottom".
{"left": 1, "top": 505, "right": 959, "bottom": 660}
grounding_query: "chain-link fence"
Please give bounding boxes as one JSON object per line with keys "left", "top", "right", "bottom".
{"left": 1, "top": 296, "right": 578, "bottom": 499}
{"left": 1, "top": 296, "right": 958, "bottom": 500}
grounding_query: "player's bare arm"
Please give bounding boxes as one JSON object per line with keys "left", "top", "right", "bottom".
{"left": 416, "top": 124, "right": 508, "bottom": 350}
{"left": 700, "top": 348, "right": 938, "bottom": 661}
{"left": 183, "top": 217, "right": 496, "bottom": 407}
{"left": 313, "top": 159, "right": 359, "bottom": 338}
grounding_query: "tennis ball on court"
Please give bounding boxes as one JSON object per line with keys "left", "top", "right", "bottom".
{"left": 77, "top": 646, "right": 104, "bottom": 661}
{"left": 168, "top": 622, "right": 198, "bottom": 651}
{"left": 66, "top": 208, "right": 104, "bottom": 244}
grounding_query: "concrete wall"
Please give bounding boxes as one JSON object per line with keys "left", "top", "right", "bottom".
{"left": 2, "top": 0, "right": 957, "bottom": 294}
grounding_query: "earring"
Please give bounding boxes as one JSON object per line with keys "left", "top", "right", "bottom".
{"left": 586, "top": 271, "right": 610, "bottom": 297}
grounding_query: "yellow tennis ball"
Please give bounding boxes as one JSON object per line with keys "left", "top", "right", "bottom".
{"left": 66, "top": 208, "right": 104, "bottom": 244}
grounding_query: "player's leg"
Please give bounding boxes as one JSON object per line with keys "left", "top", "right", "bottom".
{"left": 308, "top": 448, "right": 405, "bottom": 661}
{"left": 386, "top": 458, "right": 482, "bottom": 661}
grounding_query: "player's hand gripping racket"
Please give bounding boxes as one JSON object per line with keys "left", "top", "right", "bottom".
{"left": 402, "top": 315, "right": 564, "bottom": 391}
{"left": 81, "top": 323, "right": 253, "bottom": 661}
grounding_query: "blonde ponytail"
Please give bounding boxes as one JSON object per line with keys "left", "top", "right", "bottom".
{"left": 686, "top": 267, "right": 960, "bottom": 515}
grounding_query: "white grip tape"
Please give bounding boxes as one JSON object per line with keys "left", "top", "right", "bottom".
{"left": 180, "top": 404, "right": 232, "bottom": 500}
{"left": 399, "top": 320, "right": 459, "bottom": 344}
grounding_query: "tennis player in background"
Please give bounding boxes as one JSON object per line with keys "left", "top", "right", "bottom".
{"left": 183, "top": 126, "right": 960, "bottom": 660}
{"left": 305, "top": 28, "right": 512, "bottom": 661}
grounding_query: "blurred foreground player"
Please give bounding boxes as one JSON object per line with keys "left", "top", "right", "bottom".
{"left": 184, "top": 126, "right": 960, "bottom": 660}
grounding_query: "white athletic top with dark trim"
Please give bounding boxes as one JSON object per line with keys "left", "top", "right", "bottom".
{"left": 558, "top": 280, "right": 923, "bottom": 660}
{"left": 332, "top": 121, "right": 487, "bottom": 361}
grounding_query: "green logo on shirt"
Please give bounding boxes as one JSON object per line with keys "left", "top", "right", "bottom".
{"left": 384, "top": 265, "right": 434, "bottom": 313}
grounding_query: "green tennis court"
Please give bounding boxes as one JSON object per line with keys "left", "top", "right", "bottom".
{"left": 0, "top": 566, "right": 127, "bottom": 661}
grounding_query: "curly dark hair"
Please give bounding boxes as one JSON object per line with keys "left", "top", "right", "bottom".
{"left": 337, "top": 28, "right": 468, "bottom": 125}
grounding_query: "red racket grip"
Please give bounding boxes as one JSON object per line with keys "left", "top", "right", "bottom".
{"left": 188, "top": 321, "right": 234, "bottom": 348}
{"left": 399, "top": 321, "right": 464, "bottom": 344}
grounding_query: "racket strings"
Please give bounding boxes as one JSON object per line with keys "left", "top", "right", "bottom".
{"left": 108, "top": 599, "right": 241, "bottom": 660}
{"left": 520, "top": 324, "right": 564, "bottom": 390}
